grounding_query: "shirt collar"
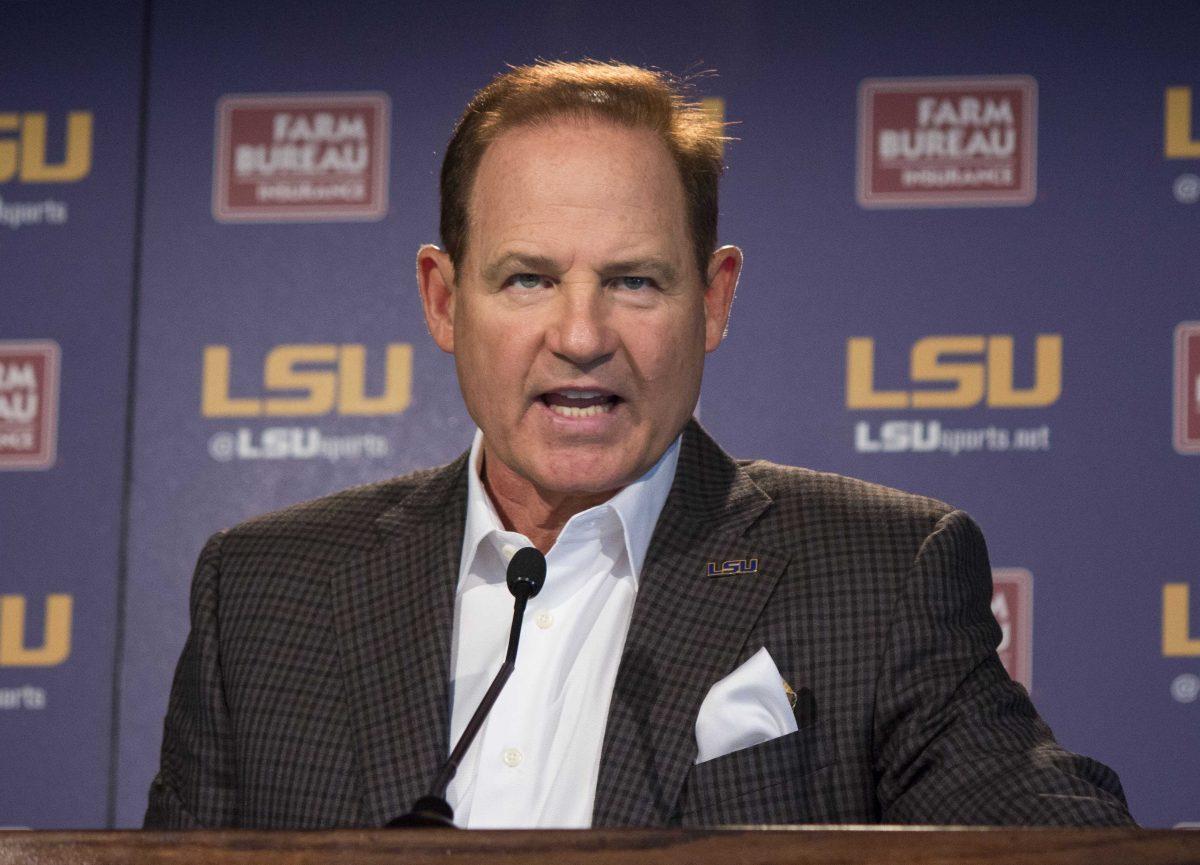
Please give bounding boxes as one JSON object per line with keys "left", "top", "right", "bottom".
{"left": 458, "top": 429, "right": 681, "bottom": 590}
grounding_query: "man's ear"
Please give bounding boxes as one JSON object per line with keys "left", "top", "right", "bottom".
{"left": 703, "top": 245, "right": 743, "bottom": 352}
{"left": 417, "top": 244, "right": 456, "bottom": 353}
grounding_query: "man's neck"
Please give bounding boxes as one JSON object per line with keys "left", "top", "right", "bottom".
{"left": 480, "top": 446, "right": 619, "bottom": 553}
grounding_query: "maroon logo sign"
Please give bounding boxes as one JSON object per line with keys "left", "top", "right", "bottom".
{"left": 213, "top": 92, "right": 390, "bottom": 222}
{"left": 991, "top": 568, "right": 1032, "bottom": 691}
{"left": 858, "top": 76, "right": 1037, "bottom": 207}
{"left": 1176, "top": 322, "right": 1200, "bottom": 454}
{"left": 0, "top": 340, "right": 59, "bottom": 470}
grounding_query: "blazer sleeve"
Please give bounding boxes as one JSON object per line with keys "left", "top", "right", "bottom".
{"left": 144, "top": 532, "right": 239, "bottom": 828}
{"left": 872, "top": 509, "right": 1135, "bottom": 825}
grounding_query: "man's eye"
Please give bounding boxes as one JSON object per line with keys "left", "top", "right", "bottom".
{"left": 617, "top": 276, "right": 651, "bottom": 291}
{"left": 508, "top": 273, "right": 544, "bottom": 289}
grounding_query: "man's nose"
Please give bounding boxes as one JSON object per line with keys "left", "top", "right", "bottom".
{"left": 546, "top": 286, "right": 614, "bottom": 367}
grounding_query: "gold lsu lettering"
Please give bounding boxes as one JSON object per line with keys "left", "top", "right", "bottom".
{"left": 0, "top": 594, "right": 72, "bottom": 667}
{"left": 1163, "top": 583, "right": 1200, "bottom": 657}
{"left": 202, "top": 343, "right": 413, "bottom": 417}
{"left": 846, "top": 335, "right": 1062, "bottom": 410}
{"left": 1165, "top": 86, "right": 1200, "bottom": 159}
{"left": 0, "top": 112, "right": 93, "bottom": 183}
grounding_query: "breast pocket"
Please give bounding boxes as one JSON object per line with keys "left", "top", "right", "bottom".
{"left": 677, "top": 724, "right": 835, "bottom": 826}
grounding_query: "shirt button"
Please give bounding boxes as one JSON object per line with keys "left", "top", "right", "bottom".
{"left": 502, "top": 747, "right": 523, "bottom": 768}
{"left": 535, "top": 611, "right": 554, "bottom": 630}
{"left": 500, "top": 543, "right": 518, "bottom": 561}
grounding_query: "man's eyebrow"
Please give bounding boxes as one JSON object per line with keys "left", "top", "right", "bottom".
{"left": 481, "top": 252, "right": 563, "bottom": 282}
{"left": 481, "top": 252, "right": 679, "bottom": 284}
{"left": 599, "top": 258, "right": 678, "bottom": 283}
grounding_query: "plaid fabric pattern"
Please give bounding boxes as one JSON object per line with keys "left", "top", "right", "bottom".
{"left": 145, "top": 420, "right": 1133, "bottom": 828}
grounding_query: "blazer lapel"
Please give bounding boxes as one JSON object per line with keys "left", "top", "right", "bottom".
{"left": 330, "top": 454, "right": 468, "bottom": 827}
{"left": 593, "top": 421, "right": 790, "bottom": 826}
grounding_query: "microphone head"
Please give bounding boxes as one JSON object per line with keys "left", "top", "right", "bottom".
{"left": 506, "top": 546, "right": 546, "bottom": 600}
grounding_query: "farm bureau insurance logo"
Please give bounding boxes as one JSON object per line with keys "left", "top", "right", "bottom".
{"left": 1175, "top": 322, "right": 1200, "bottom": 453}
{"left": 201, "top": 342, "right": 410, "bottom": 462}
{"left": 992, "top": 568, "right": 1032, "bottom": 692}
{"left": 0, "top": 340, "right": 59, "bottom": 470}
{"left": 858, "top": 76, "right": 1037, "bottom": 207}
{"left": 213, "top": 93, "right": 389, "bottom": 221}
{"left": 846, "top": 334, "right": 1061, "bottom": 455}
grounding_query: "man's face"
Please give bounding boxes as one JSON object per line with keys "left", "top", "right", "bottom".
{"left": 419, "top": 116, "right": 739, "bottom": 498}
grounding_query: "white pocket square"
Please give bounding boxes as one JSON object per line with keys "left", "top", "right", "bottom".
{"left": 694, "top": 646, "right": 799, "bottom": 764}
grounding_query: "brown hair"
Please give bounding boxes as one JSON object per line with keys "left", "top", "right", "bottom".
{"left": 440, "top": 60, "right": 727, "bottom": 281}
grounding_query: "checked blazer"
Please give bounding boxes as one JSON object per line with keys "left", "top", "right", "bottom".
{"left": 145, "top": 419, "right": 1133, "bottom": 828}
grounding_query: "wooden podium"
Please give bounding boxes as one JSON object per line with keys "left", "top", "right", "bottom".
{"left": 1, "top": 827, "right": 1197, "bottom": 865}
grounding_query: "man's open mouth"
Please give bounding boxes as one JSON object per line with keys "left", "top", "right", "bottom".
{"left": 539, "top": 390, "right": 622, "bottom": 418}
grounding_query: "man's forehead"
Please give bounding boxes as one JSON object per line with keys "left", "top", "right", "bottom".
{"left": 476, "top": 116, "right": 675, "bottom": 186}
{"left": 464, "top": 116, "right": 691, "bottom": 270}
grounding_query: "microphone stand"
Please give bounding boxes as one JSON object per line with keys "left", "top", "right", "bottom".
{"left": 389, "top": 547, "right": 546, "bottom": 828}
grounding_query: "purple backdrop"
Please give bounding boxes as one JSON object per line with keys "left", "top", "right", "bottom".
{"left": 0, "top": 0, "right": 144, "bottom": 827}
{"left": 1, "top": 0, "right": 1196, "bottom": 829}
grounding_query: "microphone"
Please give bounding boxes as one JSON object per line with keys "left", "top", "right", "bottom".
{"left": 388, "top": 546, "right": 547, "bottom": 828}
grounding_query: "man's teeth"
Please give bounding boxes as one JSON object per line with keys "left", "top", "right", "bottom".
{"left": 547, "top": 402, "right": 614, "bottom": 418}
{"left": 561, "top": 390, "right": 602, "bottom": 399}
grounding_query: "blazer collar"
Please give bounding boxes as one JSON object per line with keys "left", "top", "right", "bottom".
{"left": 330, "top": 451, "right": 469, "bottom": 827}
{"left": 592, "top": 418, "right": 788, "bottom": 826}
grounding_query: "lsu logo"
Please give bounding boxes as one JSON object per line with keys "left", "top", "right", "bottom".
{"left": 706, "top": 558, "right": 759, "bottom": 577}
{"left": 1163, "top": 583, "right": 1200, "bottom": 657}
{"left": 846, "top": 334, "right": 1062, "bottom": 409}
{"left": 202, "top": 343, "right": 412, "bottom": 418}
{"left": 0, "top": 112, "right": 92, "bottom": 183}
{"left": 1165, "top": 87, "right": 1200, "bottom": 159}
{"left": 0, "top": 594, "right": 72, "bottom": 667}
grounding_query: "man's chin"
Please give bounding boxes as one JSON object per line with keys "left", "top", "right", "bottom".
{"left": 522, "top": 452, "right": 643, "bottom": 500}
{"left": 528, "top": 468, "right": 629, "bottom": 499}
{"left": 484, "top": 434, "right": 660, "bottom": 501}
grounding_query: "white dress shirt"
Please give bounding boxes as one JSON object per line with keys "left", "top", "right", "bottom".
{"left": 445, "top": 429, "right": 681, "bottom": 828}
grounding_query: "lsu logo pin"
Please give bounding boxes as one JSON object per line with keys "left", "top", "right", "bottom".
{"left": 707, "top": 559, "right": 759, "bottom": 577}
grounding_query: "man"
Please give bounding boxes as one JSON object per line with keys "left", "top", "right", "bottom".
{"left": 145, "top": 60, "right": 1133, "bottom": 828}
